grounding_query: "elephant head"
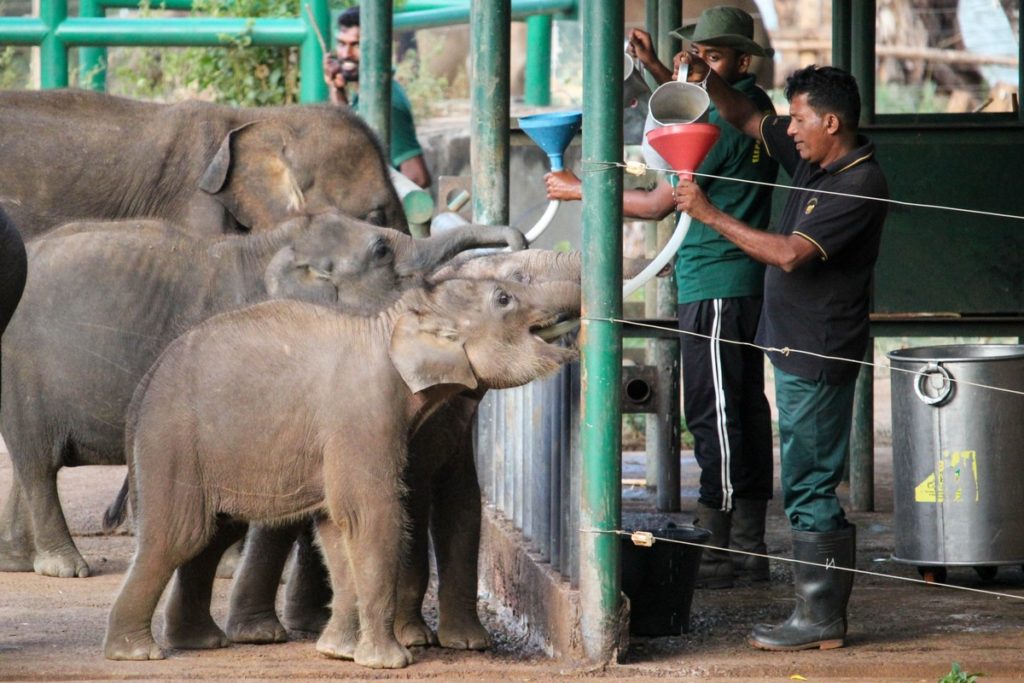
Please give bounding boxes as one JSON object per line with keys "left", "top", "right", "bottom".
{"left": 389, "top": 279, "right": 581, "bottom": 393}
{"left": 263, "top": 213, "right": 528, "bottom": 315}
{"left": 198, "top": 109, "right": 408, "bottom": 234}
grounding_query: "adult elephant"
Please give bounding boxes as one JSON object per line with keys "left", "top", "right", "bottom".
{"left": 0, "top": 89, "right": 406, "bottom": 239}
{"left": 224, "top": 249, "right": 583, "bottom": 650}
{"left": 0, "top": 212, "right": 525, "bottom": 578}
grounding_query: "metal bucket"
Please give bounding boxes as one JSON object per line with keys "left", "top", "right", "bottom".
{"left": 888, "top": 344, "right": 1024, "bottom": 569}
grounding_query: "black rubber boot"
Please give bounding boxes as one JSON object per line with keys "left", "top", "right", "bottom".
{"left": 694, "top": 503, "right": 734, "bottom": 589}
{"left": 749, "top": 525, "right": 856, "bottom": 651}
{"left": 730, "top": 498, "right": 770, "bottom": 583}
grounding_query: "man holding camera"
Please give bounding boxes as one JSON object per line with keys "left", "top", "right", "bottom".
{"left": 324, "top": 6, "right": 431, "bottom": 189}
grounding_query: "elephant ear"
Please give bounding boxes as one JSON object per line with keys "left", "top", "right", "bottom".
{"left": 199, "top": 121, "right": 306, "bottom": 231}
{"left": 389, "top": 311, "right": 478, "bottom": 394}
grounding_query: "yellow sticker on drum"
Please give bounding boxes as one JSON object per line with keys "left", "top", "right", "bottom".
{"left": 915, "top": 450, "right": 979, "bottom": 503}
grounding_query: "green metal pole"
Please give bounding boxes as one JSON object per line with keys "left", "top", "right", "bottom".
{"left": 39, "top": 0, "right": 69, "bottom": 88}
{"left": 299, "top": 0, "right": 330, "bottom": 103}
{"left": 523, "top": 13, "right": 551, "bottom": 106}
{"left": 362, "top": 0, "right": 393, "bottom": 153}
{"left": 579, "top": 0, "right": 623, "bottom": 665}
{"left": 850, "top": 0, "right": 875, "bottom": 125}
{"left": 395, "top": 0, "right": 575, "bottom": 30}
{"left": 850, "top": 343, "right": 875, "bottom": 511}
{"left": 78, "top": 0, "right": 106, "bottom": 90}
{"left": 470, "top": 0, "right": 510, "bottom": 225}
{"left": 656, "top": 0, "right": 680, "bottom": 68}
{"left": 831, "top": 0, "right": 852, "bottom": 72}
{"left": 56, "top": 18, "right": 307, "bottom": 45}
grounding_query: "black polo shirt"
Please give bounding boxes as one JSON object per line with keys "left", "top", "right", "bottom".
{"left": 755, "top": 115, "right": 889, "bottom": 385}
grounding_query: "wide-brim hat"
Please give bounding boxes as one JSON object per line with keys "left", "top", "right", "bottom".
{"left": 671, "top": 6, "right": 774, "bottom": 58}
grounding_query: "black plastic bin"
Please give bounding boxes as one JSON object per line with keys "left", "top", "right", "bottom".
{"left": 620, "top": 526, "right": 710, "bottom": 636}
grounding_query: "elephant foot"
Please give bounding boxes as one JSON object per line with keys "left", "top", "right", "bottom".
{"left": 164, "top": 618, "right": 229, "bottom": 650}
{"left": 0, "top": 543, "right": 34, "bottom": 572}
{"left": 438, "top": 615, "right": 492, "bottom": 650}
{"left": 215, "top": 540, "right": 243, "bottom": 579}
{"left": 226, "top": 611, "right": 289, "bottom": 644}
{"left": 354, "top": 637, "right": 413, "bottom": 669}
{"left": 315, "top": 622, "right": 359, "bottom": 660}
{"left": 33, "top": 550, "right": 90, "bottom": 578}
{"left": 104, "top": 629, "right": 165, "bottom": 661}
{"left": 283, "top": 604, "right": 330, "bottom": 633}
{"left": 395, "top": 614, "right": 439, "bottom": 647}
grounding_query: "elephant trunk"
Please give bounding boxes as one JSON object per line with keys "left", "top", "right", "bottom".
{"left": 397, "top": 225, "right": 527, "bottom": 277}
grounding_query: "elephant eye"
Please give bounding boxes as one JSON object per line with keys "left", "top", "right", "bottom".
{"left": 495, "top": 289, "right": 514, "bottom": 308}
{"left": 371, "top": 239, "right": 392, "bottom": 261}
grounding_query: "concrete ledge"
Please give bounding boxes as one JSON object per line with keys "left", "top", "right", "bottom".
{"left": 478, "top": 506, "right": 630, "bottom": 662}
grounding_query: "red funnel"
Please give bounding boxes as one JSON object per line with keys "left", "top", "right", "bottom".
{"left": 645, "top": 123, "right": 720, "bottom": 180}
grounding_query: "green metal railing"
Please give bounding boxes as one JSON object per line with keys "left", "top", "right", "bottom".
{"left": 0, "top": 0, "right": 330, "bottom": 101}
{"left": 1, "top": 0, "right": 572, "bottom": 105}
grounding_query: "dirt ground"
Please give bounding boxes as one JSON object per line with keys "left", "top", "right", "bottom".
{"left": 2, "top": 440, "right": 1024, "bottom": 682}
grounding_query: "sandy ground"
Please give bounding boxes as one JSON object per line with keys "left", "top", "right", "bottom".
{"left": 2, "top": 441, "right": 1024, "bottom": 682}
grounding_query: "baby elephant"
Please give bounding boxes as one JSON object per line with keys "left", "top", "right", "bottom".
{"left": 104, "top": 277, "right": 580, "bottom": 669}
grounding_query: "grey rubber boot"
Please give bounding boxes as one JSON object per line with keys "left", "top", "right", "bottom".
{"left": 748, "top": 525, "right": 856, "bottom": 651}
{"left": 730, "top": 498, "right": 770, "bottom": 583}
{"left": 694, "top": 502, "right": 734, "bottom": 589}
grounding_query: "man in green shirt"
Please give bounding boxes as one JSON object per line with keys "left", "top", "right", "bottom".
{"left": 324, "top": 7, "right": 431, "bottom": 188}
{"left": 545, "top": 6, "right": 778, "bottom": 589}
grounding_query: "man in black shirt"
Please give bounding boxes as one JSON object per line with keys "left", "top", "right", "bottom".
{"left": 674, "top": 64, "right": 888, "bottom": 651}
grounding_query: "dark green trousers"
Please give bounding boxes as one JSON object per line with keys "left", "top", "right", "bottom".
{"left": 774, "top": 368, "right": 856, "bottom": 532}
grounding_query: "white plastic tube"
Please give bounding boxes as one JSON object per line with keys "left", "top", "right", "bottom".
{"left": 524, "top": 199, "right": 560, "bottom": 244}
{"left": 621, "top": 211, "right": 691, "bottom": 298}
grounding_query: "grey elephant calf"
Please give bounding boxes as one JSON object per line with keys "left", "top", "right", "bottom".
{"left": 225, "top": 249, "right": 583, "bottom": 650}
{"left": 104, "top": 278, "right": 581, "bottom": 669}
{"left": 0, "top": 213, "right": 524, "bottom": 578}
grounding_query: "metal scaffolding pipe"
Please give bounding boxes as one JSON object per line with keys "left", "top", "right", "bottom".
{"left": 470, "top": 0, "right": 510, "bottom": 226}
{"left": 579, "top": 0, "right": 623, "bottom": 665}
{"left": 362, "top": 0, "right": 393, "bottom": 152}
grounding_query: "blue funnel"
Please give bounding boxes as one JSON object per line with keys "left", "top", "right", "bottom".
{"left": 518, "top": 110, "right": 582, "bottom": 171}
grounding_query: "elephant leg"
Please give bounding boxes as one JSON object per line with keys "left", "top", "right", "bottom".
{"left": 393, "top": 468, "right": 438, "bottom": 648}
{"left": 0, "top": 477, "right": 35, "bottom": 571}
{"left": 104, "top": 508, "right": 208, "bottom": 661}
{"left": 14, "top": 440, "right": 88, "bottom": 578}
{"left": 227, "top": 523, "right": 302, "bottom": 643}
{"left": 282, "top": 519, "right": 331, "bottom": 633}
{"left": 164, "top": 519, "right": 247, "bottom": 650}
{"left": 314, "top": 520, "right": 360, "bottom": 661}
{"left": 432, "top": 426, "right": 491, "bottom": 650}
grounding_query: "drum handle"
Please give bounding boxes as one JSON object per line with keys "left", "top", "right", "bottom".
{"left": 914, "top": 362, "right": 954, "bottom": 406}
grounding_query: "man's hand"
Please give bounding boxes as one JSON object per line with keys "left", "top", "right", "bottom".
{"left": 673, "top": 178, "right": 717, "bottom": 223}
{"left": 323, "top": 54, "right": 347, "bottom": 104}
{"left": 627, "top": 28, "right": 673, "bottom": 85}
{"left": 544, "top": 169, "right": 583, "bottom": 202}
{"left": 674, "top": 49, "right": 711, "bottom": 84}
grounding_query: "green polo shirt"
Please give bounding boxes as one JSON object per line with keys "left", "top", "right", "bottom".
{"left": 351, "top": 80, "right": 424, "bottom": 168}
{"left": 675, "top": 75, "right": 778, "bottom": 304}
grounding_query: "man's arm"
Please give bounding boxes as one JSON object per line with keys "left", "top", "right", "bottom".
{"left": 399, "top": 155, "right": 431, "bottom": 189}
{"left": 628, "top": 29, "right": 673, "bottom": 85}
{"left": 544, "top": 170, "right": 674, "bottom": 221}
{"left": 674, "top": 178, "right": 818, "bottom": 271}
{"left": 682, "top": 52, "right": 764, "bottom": 141}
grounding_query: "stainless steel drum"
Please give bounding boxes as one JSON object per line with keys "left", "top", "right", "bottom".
{"left": 888, "top": 344, "right": 1024, "bottom": 580}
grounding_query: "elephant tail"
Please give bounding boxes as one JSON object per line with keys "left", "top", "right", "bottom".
{"left": 102, "top": 474, "right": 130, "bottom": 533}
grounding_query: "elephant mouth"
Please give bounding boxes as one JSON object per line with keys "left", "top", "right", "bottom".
{"left": 531, "top": 314, "right": 580, "bottom": 342}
